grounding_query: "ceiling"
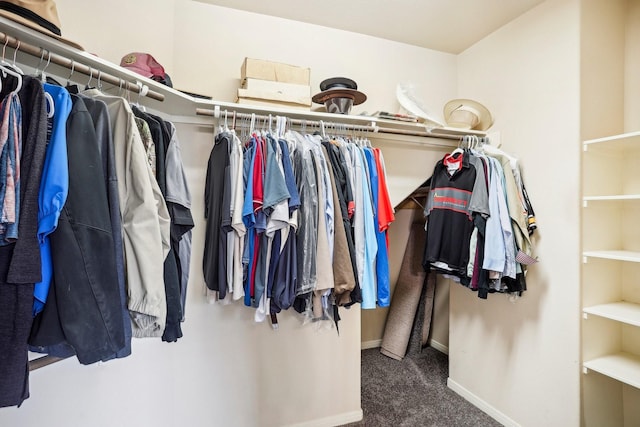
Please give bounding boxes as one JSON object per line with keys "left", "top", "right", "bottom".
{"left": 194, "top": 0, "right": 545, "bottom": 54}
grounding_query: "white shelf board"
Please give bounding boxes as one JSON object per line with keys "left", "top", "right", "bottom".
{"left": 583, "top": 195, "right": 640, "bottom": 201}
{"left": 584, "top": 352, "right": 640, "bottom": 389}
{"left": 583, "top": 250, "right": 640, "bottom": 263}
{"left": 584, "top": 302, "right": 640, "bottom": 327}
{"left": 583, "top": 131, "right": 640, "bottom": 151}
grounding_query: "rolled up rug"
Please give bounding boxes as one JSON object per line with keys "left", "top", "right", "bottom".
{"left": 380, "top": 220, "right": 428, "bottom": 360}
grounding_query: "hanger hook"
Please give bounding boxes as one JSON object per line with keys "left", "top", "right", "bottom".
{"left": 42, "top": 50, "right": 52, "bottom": 73}
{"left": 97, "top": 70, "right": 102, "bottom": 90}
{"left": 2, "top": 37, "right": 9, "bottom": 62}
{"left": 12, "top": 40, "right": 19, "bottom": 66}
{"left": 67, "top": 60, "right": 75, "bottom": 81}
{"left": 36, "top": 49, "right": 46, "bottom": 73}
{"left": 118, "top": 78, "right": 124, "bottom": 95}
{"left": 87, "top": 67, "right": 93, "bottom": 87}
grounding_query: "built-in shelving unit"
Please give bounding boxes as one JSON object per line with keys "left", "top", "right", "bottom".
{"left": 583, "top": 353, "right": 640, "bottom": 389}
{"left": 582, "top": 131, "right": 640, "bottom": 426}
{"left": 583, "top": 250, "right": 640, "bottom": 263}
{"left": 583, "top": 302, "right": 640, "bottom": 327}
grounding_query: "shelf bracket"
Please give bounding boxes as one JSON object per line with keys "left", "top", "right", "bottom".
{"left": 583, "top": 366, "right": 589, "bottom": 375}
{"left": 583, "top": 256, "right": 588, "bottom": 264}
{"left": 583, "top": 145, "right": 588, "bottom": 152}
{"left": 583, "top": 200, "right": 588, "bottom": 208}
{"left": 583, "top": 312, "right": 588, "bottom": 320}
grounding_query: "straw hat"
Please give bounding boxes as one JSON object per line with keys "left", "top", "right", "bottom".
{"left": 0, "top": 0, "right": 83, "bottom": 50}
{"left": 443, "top": 99, "right": 493, "bottom": 131}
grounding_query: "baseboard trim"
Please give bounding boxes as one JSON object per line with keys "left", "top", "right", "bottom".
{"left": 428, "top": 339, "right": 449, "bottom": 355}
{"left": 284, "top": 409, "right": 363, "bottom": 427}
{"left": 447, "top": 378, "right": 521, "bottom": 427}
{"left": 361, "top": 339, "right": 382, "bottom": 350}
{"left": 361, "top": 339, "right": 449, "bottom": 353}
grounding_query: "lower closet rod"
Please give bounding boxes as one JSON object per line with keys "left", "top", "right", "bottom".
{"left": 0, "top": 31, "right": 165, "bottom": 102}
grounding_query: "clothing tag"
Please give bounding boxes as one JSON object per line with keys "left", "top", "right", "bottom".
{"left": 447, "top": 164, "right": 458, "bottom": 175}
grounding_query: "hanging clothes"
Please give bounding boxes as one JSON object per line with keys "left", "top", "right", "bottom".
{"left": 423, "top": 150, "right": 489, "bottom": 276}
{"left": 82, "top": 89, "right": 171, "bottom": 337}
{"left": 164, "top": 122, "right": 194, "bottom": 322}
{"left": 203, "top": 131, "right": 231, "bottom": 296}
{"left": 0, "top": 75, "right": 48, "bottom": 409}
{"left": 75, "top": 93, "right": 132, "bottom": 356}
{"left": 422, "top": 142, "right": 537, "bottom": 299}
{"left": 32, "top": 94, "right": 125, "bottom": 364}
{"left": 32, "top": 83, "right": 72, "bottom": 316}
{"left": 202, "top": 124, "right": 396, "bottom": 328}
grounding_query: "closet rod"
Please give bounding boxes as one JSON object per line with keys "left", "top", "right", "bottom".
{"left": 196, "top": 107, "right": 375, "bottom": 133}
{"left": 0, "top": 31, "right": 165, "bottom": 102}
{"left": 29, "top": 355, "right": 68, "bottom": 371}
{"left": 196, "top": 107, "right": 466, "bottom": 140}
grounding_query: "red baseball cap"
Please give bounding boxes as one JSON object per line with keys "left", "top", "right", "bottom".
{"left": 120, "top": 52, "right": 166, "bottom": 80}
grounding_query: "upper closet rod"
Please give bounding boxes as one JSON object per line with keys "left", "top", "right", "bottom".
{"left": 0, "top": 31, "right": 165, "bottom": 102}
{"left": 196, "top": 107, "right": 375, "bottom": 133}
{"left": 196, "top": 107, "right": 471, "bottom": 141}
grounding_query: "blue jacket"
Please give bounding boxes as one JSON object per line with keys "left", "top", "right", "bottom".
{"left": 33, "top": 84, "right": 72, "bottom": 316}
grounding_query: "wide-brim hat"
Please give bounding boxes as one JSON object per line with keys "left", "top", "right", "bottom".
{"left": 312, "top": 77, "right": 367, "bottom": 106}
{"left": 0, "top": 0, "right": 83, "bottom": 50}
{"left": 443, "top": 99, "right": 493, "bottom": 131}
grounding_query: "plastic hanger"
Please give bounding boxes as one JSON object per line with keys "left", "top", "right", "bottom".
{"left": 85, "top": 67, "right": 94, "bottom": 89}
{"left": 3, "top": 40, "right": 24, "bottom": 75}
{"left": 33, "top": 49, "right": 50, "bottom": 82}
{"left": 133, "top": 82, "right": 147, "bottom": 112}
{"left": 0, "top": 37, "right": 23, "bottom": 74}
{"left": 0, "top": 37, "right": 22, "bottom": 93}
{"left": 41, "top": 51, "right": 51, "bottom": 83}
{"left": 45, "top": 92, "right": 55, "bottom": 118}
{"left": 66, "top": 60, "right": 75, "bottom": 86}
{"left": 450, "top": 136, "right": 466, "bottom": 156}
{"left": 0, "top": 57, "right": 22, "bottom": 94}
{"left": 117, "top": 78, "right": 124, "bottom": 96}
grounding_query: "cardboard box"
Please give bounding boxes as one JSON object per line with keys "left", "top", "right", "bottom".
{"left": 241, "top": 58, "right": 310, "bottom": 85}
{"left": 236, "top": 97, "right": 311, "bottom": 111}
{"left": 237, "top": 88, "right": 311, "bottom": 107}
{"left": 242, "top": 78, "right": 311, "bottom": 99}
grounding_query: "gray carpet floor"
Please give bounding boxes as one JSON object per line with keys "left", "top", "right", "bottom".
{"left": 349, "top": 347, "right": 502, "bottom": 427}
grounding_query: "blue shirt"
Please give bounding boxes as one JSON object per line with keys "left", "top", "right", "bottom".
{"left": 33, "top": 84, "right": 72, "bottom": 315}
{"left": 364, "top": 147, "right": 390, "bottom": 307}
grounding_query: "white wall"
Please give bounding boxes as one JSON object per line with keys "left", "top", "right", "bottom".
{"left": 55, "top": 0, "right": 176, "bottom": 75}
{"left": 170, "top": 0, "right": 456, "bottom": 119}
{"left": 626, "top": 0, "right": 640, "bottom": 131}
{"left": 0, "top": 1, "right": 458, "bottom": 426}
{"left": 451, "top": 1, "right": 582, "bottom": 426}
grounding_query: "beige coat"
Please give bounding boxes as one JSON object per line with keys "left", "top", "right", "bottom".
{"left": 83, "top": 89, "right": 171, "bottom": 338}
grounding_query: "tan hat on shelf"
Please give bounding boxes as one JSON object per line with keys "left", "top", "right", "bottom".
{"left": 443, "top": 99, "right": 493, "bottom": 131}
{"left": 0, "top": 0, "right": 83, "bottom": 50}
